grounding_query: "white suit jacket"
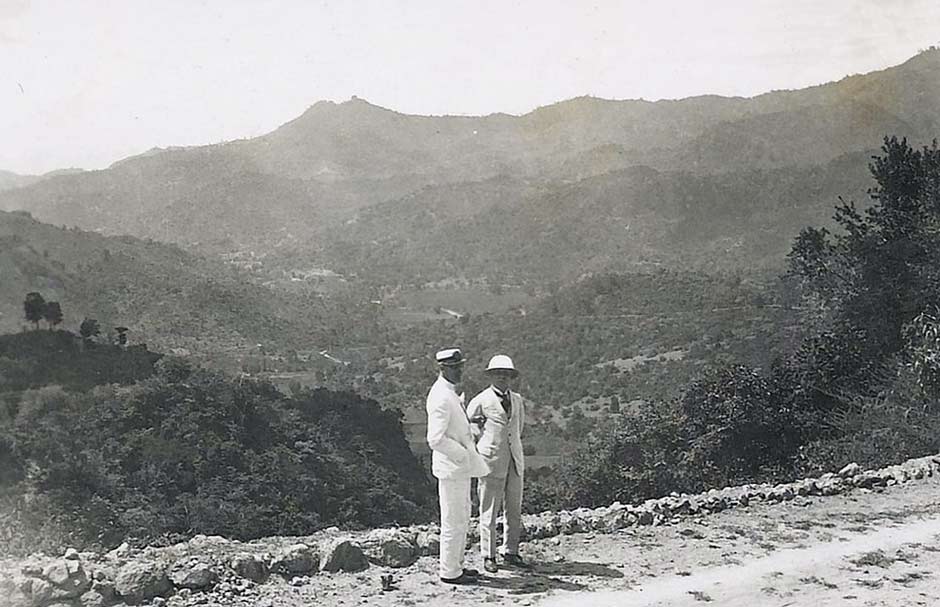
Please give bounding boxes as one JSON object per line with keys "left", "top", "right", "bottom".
{"left": 425, "top": 375, "right": 489, "bottom": 480}
{"left": 467, "top": 386, "right": 525, "bottom": 479}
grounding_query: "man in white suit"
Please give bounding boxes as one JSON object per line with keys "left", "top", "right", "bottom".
{"left": 467, "top": 354, "right": 527, "bottom": 573}
{"left": 426, "top": 347, "right": 490, "bottom": 584}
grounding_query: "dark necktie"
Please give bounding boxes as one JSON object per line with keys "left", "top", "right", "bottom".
{"left": 500, "top": 391, "right": 512, "bottom": 418}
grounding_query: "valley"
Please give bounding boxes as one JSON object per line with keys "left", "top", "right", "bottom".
{"left": 2, "top": 47, "right": 940, "bottom": 571}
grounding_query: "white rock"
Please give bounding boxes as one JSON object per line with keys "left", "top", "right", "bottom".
{"left": 107, "top": 542, "right": 131, "bottom": 560}
{"left": 114, "top": 560, "right": 170, "bottom": 602}
{"left": 838, "top": 462, "right": 860, "bottom": 478}
{"left": 169, "top": 561, "right": 217, "bottom": 589}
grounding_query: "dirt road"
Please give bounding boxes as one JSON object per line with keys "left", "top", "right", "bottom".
{"left": 542, "top": 502, "right": 940, "bottom": 606}
{"left": 7, "top": 470, "right": 940, "bottom": 607}
{"left": 270, "top": 473, "right": 940, "bottom": 607}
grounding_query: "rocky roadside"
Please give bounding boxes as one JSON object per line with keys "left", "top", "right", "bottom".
{"left": 2, "top": 453, "right": 938, "bottom": 607}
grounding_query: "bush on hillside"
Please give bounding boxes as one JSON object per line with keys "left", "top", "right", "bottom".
{"left": 2, "top": 359, "right": 434, "bottom": 551}
{"left": 787, "top": 137, "right": 940, "bottom": 395}
{"left": 526, "top": 399, "right": 688, "bottom": 510}
{"left": 529, "top": 138, "right": 940, "bottom": 512}
{"left": 0, "top": 330, "right": 161, "bottom": 393}
{"left": 528, "top": 362, "right": 820, "bottom": 510}
{"left": 796, "top": 364, "right": 940, "bottom": 474}
{"left": 678, "top": 364, "right": 820, "bottom": 488}
{"left": 904, "top": 308, "right": 940, "bottom": 402}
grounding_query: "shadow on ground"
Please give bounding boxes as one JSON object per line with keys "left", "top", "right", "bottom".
{"left": 472, "top": 560, "right": 623, "bottom": 595}
{"left": 475, "top": 574, "right": 586, "bottom": 595}
{"left": 531, "top": 561, "right": 624, "bottom": 578}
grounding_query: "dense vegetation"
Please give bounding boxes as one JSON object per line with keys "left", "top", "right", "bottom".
{"left": 524, "top": 138, "right": 940, "bottom": 512}
{"left": 0, "top": 331, "right": 434, "bottom": 555}
{"left": 314, "top": 269, "right": 799, "bottom": 459}
{"left": 0, "top": 329, "right": 161, "bottom": 393}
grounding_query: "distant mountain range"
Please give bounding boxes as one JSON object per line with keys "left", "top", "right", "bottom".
{"left": 0, "top": 168, "right": 83, "bottom": 193}
{"left": 0, "top": 171, "right": 36, "bottom": 192}
{"left": 2, "top": 50, "right": 938, "bottom": 283}
{"left": 303, "top": 152, "right": 874, "bottom": 282}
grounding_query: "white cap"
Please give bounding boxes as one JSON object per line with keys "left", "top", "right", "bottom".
{"left": 435, "top": 348, "right": 465, "bottom": 366}
{"left": 485, "top": 354, "right": 518, "bottom": 376}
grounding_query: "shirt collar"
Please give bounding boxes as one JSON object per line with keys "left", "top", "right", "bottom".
{"left": 439, "top": 374, "right": 459, "bottom": 393}
{"left": 491, "top": 385, "right": 507, "bottom": 398}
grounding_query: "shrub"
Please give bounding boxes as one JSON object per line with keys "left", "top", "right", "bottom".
{"left": 797, "top": 365, "right": 940, "bottom": 475}
{"left": 5, "top": 363, "right": 435, "bottom": 550}
{"left": 537, "top": 362, "right": 823, "bottom": 510}
{"left": 542, "top": 399, "right": 689, "bottom": 509}
{"left": 678, "top": 364, "right": 813, "bottom": 488}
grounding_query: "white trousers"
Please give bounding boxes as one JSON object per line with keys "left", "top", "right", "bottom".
{"left": 438, "top": 477, "right": 471, "bottom": 579}
{"left": 478, "top": 458, "right": 523, "bottom": 558}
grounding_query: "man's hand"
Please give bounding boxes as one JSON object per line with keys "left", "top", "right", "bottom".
{"left": 469, "top": 414, "right": 486, "bottom": 441}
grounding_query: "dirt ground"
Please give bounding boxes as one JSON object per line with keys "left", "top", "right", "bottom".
{"left": 239, "top": 474, "right": 940, "bottom": 607}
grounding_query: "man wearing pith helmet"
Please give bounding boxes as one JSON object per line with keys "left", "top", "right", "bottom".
{"left": 426, "top": 348, "right": 490, "bottom": 584}
{"left": 466, "top": 354, "right": 528, "bottom": 573}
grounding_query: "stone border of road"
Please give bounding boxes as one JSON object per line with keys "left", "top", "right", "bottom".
{"left": 520, "top": 455, "right": 939, "bottom": 539}
{"left": 3, "top": 453, "right": 938, "bottom": 607}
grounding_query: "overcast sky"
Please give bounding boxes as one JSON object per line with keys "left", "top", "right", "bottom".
{"left": 2, "top": 0, "right": 939, "bottom": 174}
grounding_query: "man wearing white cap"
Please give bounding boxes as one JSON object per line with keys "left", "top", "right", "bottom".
{"left": 426, "top": 347, "right": 490, "bottom": 584}
{"left": 466, "top": 354, "right": 527, "bottom": 573}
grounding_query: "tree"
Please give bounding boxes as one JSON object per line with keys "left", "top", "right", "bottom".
{"left": 903, "top": 308, "right": 940, "bottom": 404}
{"left": 549, "top": 400, "right": 688, "bottom": 508}
{"left": 288, "top": 379, "right": 303, "bottom": 396}
{"left": 679, "top": 365, "right": 811, "bottom": 486}
{"left": 608, "top": 395, "right": 621, "bottom": 414}
{"left": 43, "top": 302, "right": 63, "bottom": 330}
{"left": 787, "top": 137, "right": 940, "bottom": 394}
{"left": 79, "top": 318, "right": 101, "bottom": 342}
{"left": 8, "top": 367, "right": 435, "bottom": 544}
{"left": 24, "top": 292, "right": 46, "bottom": 329}
{"left": 564, "top": 407, "right": 591, "bottom": 441}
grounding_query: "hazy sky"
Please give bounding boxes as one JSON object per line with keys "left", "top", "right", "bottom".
{"left": 2, "top": 0, "right": 939, "bottom": 174}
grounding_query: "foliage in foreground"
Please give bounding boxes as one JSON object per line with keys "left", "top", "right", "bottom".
{"left": 527, "top": 137, "right": 940, "bottom": 512}
{"left": 0, "top": 356, "right": 434, "bottom": 553}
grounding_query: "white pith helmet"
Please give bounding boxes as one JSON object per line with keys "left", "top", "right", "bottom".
{"left": 485, "top": 354, "right": 518, "bottom": 377}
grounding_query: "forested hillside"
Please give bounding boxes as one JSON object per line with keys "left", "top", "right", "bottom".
{"left": 0, "top": 330, "right": 434, "bottom": 555}
{"left": 305, "top": 152, "right": 873, "bottom": 282}
{"left": 524, "top": 138, "right": 940, "bottom": 512}
{"left": 0, "top": 210, "right": 377, "bottom": 365}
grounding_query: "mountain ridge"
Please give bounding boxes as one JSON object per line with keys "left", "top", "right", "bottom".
{"left": 1, "top": 50, "right": 937, "bottom": 283}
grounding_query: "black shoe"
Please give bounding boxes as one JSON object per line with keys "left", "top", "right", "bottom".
{"left": 440, "top": 572, "right": 477, "bottom": 585}
{"left": 502, "top": 553, "right": 528, "bottom": 568}
{"left": 483, "top": 558, "right": 498, "bottom": 573}
{"left": 462, "top": 568, "right": 480, "bottom": 578}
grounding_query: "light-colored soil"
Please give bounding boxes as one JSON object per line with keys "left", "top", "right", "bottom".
{"left": 6, "top": 472, "right": 940, "bottom": 607}
{"left": 232, "top": 474, "right": 940, "bottom": 607}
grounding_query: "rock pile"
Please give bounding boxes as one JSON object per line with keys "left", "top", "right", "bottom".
{"left": 0, "top": 531, "right": 426, "bottom": 607}
{"left": 2, "top": 453, "right": 938, "bottom": 607}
